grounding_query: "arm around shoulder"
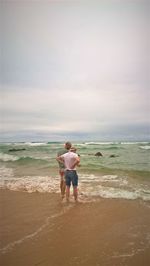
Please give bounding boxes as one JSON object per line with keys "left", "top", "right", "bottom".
{"left": 56, "top": 155, "right": 64, "bottom": 163}
{"left": 71, "top": 156, "right": 80, "bottom": 169}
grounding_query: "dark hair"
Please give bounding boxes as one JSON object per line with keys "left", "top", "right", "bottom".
{"left": 70, "top": 147, "right": 76, "bottom": 152}
{"left": 65, "top": 142, "right": 72, "bottom": 150}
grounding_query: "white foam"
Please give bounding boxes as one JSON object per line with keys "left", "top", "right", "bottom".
{"left": 98, "top": 187, "right": 139, "bottom": 200}
{"left": 79, "top": 174, "right": 150, "bottom": 201}
{"left": 0, "top": 166, "right": 14, "bottom": 179}
{"left": 24, "top": 142, "right": 47, "bottom": 146}
{"left": 1, "top": 172, "right": 150, "bottom": 201}
{"left": 80, "top": 174, "right": 128, "bottom": 185}
{"left": 0, "top": 153, "right": 19, "bottom": 162}
{"left": 80, "top": 174, "right": 100, "bottom": 181}
{"left": 120, "top": 142, "right": 144, "bottom": 145}
{"left": 100, "top": 175, "right": 118, "bottom": 180}
{"left": 140, "top": 145, "right": 150, "bottom": 150}
{"left": 100, "top": 175, "right": 128, "bottom": 185}
{"left": 84, "top": 142, "right": 116, "bottom": 145}
{"left": 0, "top": 175, "right": 60, "bottom": 193}
{"left": 81, "top": 185, "right": 150, "bottom": 201}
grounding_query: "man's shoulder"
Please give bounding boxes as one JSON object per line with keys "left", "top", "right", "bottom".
{"left": 69, "top": 151, "right": 78, "bottom": 158}
{"left": 57, "top": 149, "right": 67, "bottom": 156}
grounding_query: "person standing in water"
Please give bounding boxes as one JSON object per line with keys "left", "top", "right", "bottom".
{"left": 57, "top": 142, "right": 72, "bottom": 199}
{"left": 57, "top": 146, "right": 80, "bottom": 202}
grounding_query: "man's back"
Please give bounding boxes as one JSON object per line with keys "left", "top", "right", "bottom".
{"left": 61, "top": 151, "right": 79, "bottom": 170}
{"left": 57, "top": 148, "right": 67, "bottom": 169}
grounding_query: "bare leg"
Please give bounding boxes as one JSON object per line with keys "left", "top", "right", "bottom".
{"left": 60, "top": 179, "right": 66, "bottom": 199}
{"left": 59, "top": 170, "right": 66, "bottom": 198}
{"left": 66, "top": 186, "right": 70, "bottom": 202}
{"left": 73, "top": 186, "right": 78, "bottom": 202}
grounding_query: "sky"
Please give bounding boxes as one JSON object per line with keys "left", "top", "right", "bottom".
{"left": 0, "top": 0, "right": 150, "bottom": 142}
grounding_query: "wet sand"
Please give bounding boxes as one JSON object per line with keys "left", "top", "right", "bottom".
{"left": 0, "top": 189, "right": 150, "bottom": 266}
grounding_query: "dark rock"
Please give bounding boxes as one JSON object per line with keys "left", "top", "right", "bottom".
{"left": 95, "top": 152, "right": 103, "bottom": 157}
{"left": 109, "top": 154, "right": 118, "bottom": 158}
{"left": 9, "top": 148, "right": 26, "bottom": 152}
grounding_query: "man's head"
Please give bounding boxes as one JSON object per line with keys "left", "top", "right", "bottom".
{"left": 65, "top": 141, "right": 72, "bottom": 150}
{"left": 70, "top": 147, "right": 77, "bottom": 153}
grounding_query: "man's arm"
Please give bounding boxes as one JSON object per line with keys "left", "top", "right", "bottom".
{"left": 56, "top": 156, "right": 64, "bottom": 163}
{"left": 71, "top": 156, "right": 80, "bottom": 169}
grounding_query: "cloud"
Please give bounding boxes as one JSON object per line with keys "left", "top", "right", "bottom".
{"left": 1, "top": 0, "right": 149, "bottom": 141}
{"left": 1, "top": 83, "right": 149, "bottom": 136}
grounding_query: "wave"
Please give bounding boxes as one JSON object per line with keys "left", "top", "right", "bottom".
{"left": 83, "top": 141, "right": 150, "bottom": 145}
{"left": 96, "top": 187, "right": 150, "bottom": 201}
{"left": 84, "top": 142, "right": 118, "bottom": 145}
{"left": 140, "top": 146, "right": 150, "bottom": 150}
{"left": 120, "top": 142, "right": 150, "bottom": 145}
{"left": 102, "top": 146, "right": 121, "bottom": 150}
{"left": 1, "top": 173, "right": 150, "bottom": 201}
{"left": 0, "top": 153, "right": 19, "bottom": 162}
{"left": 24, "top": 142, "right": 47, "bottom": 146}
{"left": 0, "top": 152, "right": 48, "bottom": 163}
{"left": 0, "top": 142, "right": 48, "bottom": 147}
{"left": 16, "top": 156, "right": 47, "bottom": 164}
{"left": 0, "top": 175, "right": 60, "bottom": 193}
{"left": 47, "top": 141, "right": 62, "bottom": 144}
{"left": 0, "top": 166, "right": 14, "bottom": 178}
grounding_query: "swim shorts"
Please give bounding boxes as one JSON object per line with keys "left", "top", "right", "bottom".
{"left": 65, "top": 170, "right": 78, "bottom": 187}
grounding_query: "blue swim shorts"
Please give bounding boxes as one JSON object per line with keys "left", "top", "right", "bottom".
{"left": 65, "top": 170, "right": 78, "bottom": 187}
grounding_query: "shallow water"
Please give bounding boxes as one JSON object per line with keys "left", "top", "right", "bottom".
{"left": 0, "top": 141, "right": 150, "bottom": 201}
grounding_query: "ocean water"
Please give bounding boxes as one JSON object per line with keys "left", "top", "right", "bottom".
{"left": 0, "top": 141, "right": 150, "bottom": 202}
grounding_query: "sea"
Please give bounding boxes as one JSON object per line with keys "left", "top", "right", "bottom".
{"left": 0, "top": 141, "right": 150, "bottom": 202}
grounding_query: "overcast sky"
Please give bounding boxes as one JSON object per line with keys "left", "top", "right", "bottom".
{"left": 1, "top": 0, "right": 149, "bottom": 142}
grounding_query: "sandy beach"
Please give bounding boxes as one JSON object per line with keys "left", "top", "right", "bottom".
{"left": 0, "top": 189, "right": 150, "bottom": 266}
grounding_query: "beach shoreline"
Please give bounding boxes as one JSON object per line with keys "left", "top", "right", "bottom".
{"left": 0, "top": 189, "right": 150, "bottom": 266}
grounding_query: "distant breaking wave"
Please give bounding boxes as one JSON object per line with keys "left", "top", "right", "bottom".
{"left": 0, "top": 153, "right": 19, "bottom": 162}
{"left": 0, "top": 152, "right": 49, "bottom": 163}
{"left": 84, "top": 142, "right": 118, "bottom": 145}
{"left": 82, "top": 141, "right": 150, "bottom": 146}
{"left": 24, "top": 142, "right": 47, "bottom": 146}
{"left": 140, "top": 146, "right": 150, "bottom": 150}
